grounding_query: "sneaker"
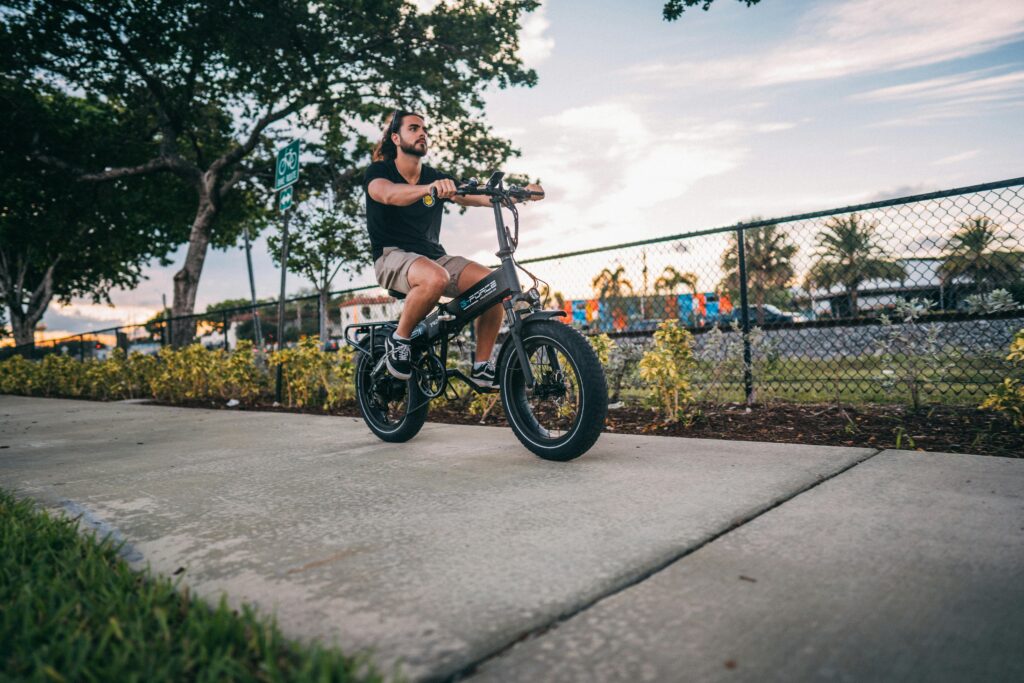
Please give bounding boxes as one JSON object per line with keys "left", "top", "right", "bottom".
{"left": 470, "top": 360, "right": 496, "bottom": 388}
{"left": 384, "top": 333, "right": 413, "bottom": 380}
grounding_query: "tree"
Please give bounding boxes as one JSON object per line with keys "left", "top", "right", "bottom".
{"left": 0, "top": 80, "right": 193, "bottom": 348}
{"left": 653, "top": 266, "right": 698, "bottom": 295}
{"left": 808, "top": 213, "right": 906, "bottom": 317}
{"left": 663, "top": 0, "right": 763, "bottom": 21}
{"left": 6, "top": 0, "right": 540, "bottom": 345}
{"left": 592, "top": 265, "right": 635, "bottom": 300}
{"left": 720, "top": 222, "right": 797, "bottom": 324}
{"left": 939, "top": 217, "right": 1023, "bottom": 304}
{"left": 267, "top": 185, "right": 371, "bottom": 344}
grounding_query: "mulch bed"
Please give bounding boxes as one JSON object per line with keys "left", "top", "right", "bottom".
{"left": 155, "top": 397, "right": 1023, "bottom": 458}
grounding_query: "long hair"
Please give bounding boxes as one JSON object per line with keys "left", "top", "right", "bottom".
{"left": 371, "top": 110, "right": 423, "bottom": 162}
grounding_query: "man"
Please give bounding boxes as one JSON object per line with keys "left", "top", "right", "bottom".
{"left": 364, "top": 110, "right": 543, "bottom": 386}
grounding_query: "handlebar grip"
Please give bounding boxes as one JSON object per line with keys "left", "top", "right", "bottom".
{"left": 430, "top": 186, "right": 439, "bottom": 202}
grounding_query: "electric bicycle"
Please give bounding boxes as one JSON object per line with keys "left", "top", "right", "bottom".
{"left": 344, "top": 172, "right": 608, "bottom": 461}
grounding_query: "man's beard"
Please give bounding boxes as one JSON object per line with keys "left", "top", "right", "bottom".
{"left": 399, "top": 139, "right": 427, "bottom": 157}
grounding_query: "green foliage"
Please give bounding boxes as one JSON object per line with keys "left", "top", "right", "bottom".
{"left": 268, "top": 337, "right": 355, "bottom": 410}
{"left": 638, "top": 320, "right": 697, "bottom": 422}
{"left": 0, "top": 340, "right": 360, "bottom": 411}
{"left": 940, "top": 217, "right": 1024, "bottom": 296}
{"left": 808, "top": 214, "right": 907, "bottom": 316}
{"left": 720, "top": 221, "right": 798, "bottom": 323}
{"left": 0, "top": 79, "right": 194, "bottom": 344}
{"left": 875, "top": 299, "right": 960, "bottom": 411}
{"left": 588, "top": 333, "right": 614, "bottom": 366}
{"left": 663, "top": 0, "right": 763, "bottom": 21}
{"left": 0, "top": 489, "right": 381, "bottom": 682}
{"left": 980, "top": 329, "right": 1024, "bottom": 427}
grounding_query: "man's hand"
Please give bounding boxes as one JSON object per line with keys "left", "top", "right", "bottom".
{"left": 525, "top": 183, "right": 545, "bottom": 201}
{"left": 430, "top": 178, "right": 457, "bottom": 200}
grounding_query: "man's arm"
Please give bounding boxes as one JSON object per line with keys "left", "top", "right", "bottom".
{"left": 367, "top": 177, "right": 458, "bottom": 206}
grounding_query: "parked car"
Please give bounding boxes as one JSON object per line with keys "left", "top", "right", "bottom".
{"left": 717, "top": 304, "right": 801, "bottom": 325}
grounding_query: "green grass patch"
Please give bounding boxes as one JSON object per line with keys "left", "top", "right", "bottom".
{"left": 0, "top": 489, "right": 385, "bottom": 682}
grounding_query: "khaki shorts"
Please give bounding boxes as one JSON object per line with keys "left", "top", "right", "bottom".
{"left": 374, "top": 247, "right": 475, "bottom": 298}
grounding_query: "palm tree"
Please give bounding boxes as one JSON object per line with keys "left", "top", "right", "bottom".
{"left": 653, "top": 266, "right": 698, "bottom": 295}
{"left": 592, "top": 264, "right": 635, "bottom": 300}
{"left": 808, "top": 213, "right": 906, "bottom": 317}
{"left": 720, "top": 221, "right": 798, "bottom": 324}
{"left": 939, "top": 217, "right": 1022, "bottom": 302}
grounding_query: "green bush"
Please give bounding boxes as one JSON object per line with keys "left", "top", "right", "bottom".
{"left": 268, "top": 336, "right": 354, "bottom": 410}
{"left": 638, "top": 320, "right": 696, "bottom": 423}
{"left": 980, "top": 328, "right": 1024, "bottom": 427}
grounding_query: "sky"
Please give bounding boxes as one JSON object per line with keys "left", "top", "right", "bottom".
{"left": 38, "top": 0, "right": 1024, "bottom": 337}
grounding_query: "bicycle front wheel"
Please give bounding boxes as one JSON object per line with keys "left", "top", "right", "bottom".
{"left": 499, "top": 320, "right": 608, "bottom": 461}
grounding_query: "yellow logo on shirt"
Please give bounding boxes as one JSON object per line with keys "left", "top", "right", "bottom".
{"left": 422, "top": 194, "right": 435, "bottom": 207}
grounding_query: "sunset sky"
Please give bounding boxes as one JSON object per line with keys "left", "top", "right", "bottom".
{"left": 40, "top": 0, "right": 1024, "bottom": 337}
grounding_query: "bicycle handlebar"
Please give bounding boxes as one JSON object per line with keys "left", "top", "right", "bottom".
{"left": 429, "top": 180, "right": 543, "bottom": 203}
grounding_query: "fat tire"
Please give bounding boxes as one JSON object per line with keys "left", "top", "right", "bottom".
{"left": 499, "top": 319, "right": 608, "bottom": 461}
{"left": 355, "top": 342, "right": 428, "bottom": 443}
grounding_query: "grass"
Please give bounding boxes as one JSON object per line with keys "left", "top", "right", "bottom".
{"left": 0, "top": 489, "right": 385, "bottom": 683}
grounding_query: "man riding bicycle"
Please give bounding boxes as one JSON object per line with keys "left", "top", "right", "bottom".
{"left": 364, "top": 110, "right": 544, "bottom": 386}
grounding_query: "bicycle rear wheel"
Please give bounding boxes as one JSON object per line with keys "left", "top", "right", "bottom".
{"left": 355, "top": 335, "right": 428, "bottom": 443}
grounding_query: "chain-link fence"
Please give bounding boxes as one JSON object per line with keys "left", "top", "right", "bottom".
{"left": 4, "top": 177, "right": 1023, "bottom": 407}
{"left": 0, "top": 287, "right": 381, "bottom": 362}
{"left": 522, "top": 177, "right": 1024, "bottom": 406}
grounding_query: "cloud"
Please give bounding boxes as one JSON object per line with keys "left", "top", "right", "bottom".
{"left": 484, "top": 101, "right": 797, "bottom": 257}
{"left": 933, "top": 150, "right": 980, "bottom": 166}
{"left": 518, "top": 3, "right": 554, "bottom": 69}
{"left": 622, "top": 0, "right": 1024, "bottom": 89}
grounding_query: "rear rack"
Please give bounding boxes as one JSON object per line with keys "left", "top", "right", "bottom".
{"left": 343, "top": 321, "right": 394, "bottom": 356}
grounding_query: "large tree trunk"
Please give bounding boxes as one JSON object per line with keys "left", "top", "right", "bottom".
{"left": 1, "top": 256, "right": 57, "bottom": 353}
{"left": 170, "top": 178, "right": 219, "bottom": 347}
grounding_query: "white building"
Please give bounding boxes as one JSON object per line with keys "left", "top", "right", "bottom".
{"left": 337, "top": 294, "right": 402, "bottom": 333}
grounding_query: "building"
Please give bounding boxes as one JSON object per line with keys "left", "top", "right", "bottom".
{"left": 336, "top": 294, "right": 402, "bottom": 335}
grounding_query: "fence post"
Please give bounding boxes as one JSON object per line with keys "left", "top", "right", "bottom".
{"left": 222, "top": 311, "right": 230, "bottom": 351}
{"left": 736, "top": 227, "right": 754, "bottom": 405}
{"left": 78, "top": 335, "right": 85, "bottom": 362}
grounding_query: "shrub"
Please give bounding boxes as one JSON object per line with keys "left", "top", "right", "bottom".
{"left": 980, "top": 328, "right": 1024, "bottom": 427}
{"left": 638, "top": 320, "right": 696, "bottom": 423}
{"left": 0, "top": 355, "right": 38, "bottom": 395}
{"left": 151, "top": 344, "right": 227, "bottom": 403}
{"left": 221, "top": 340, "right": 269, "bottom": 403}
{"left": 37, "top": 354, "right": 88, "bottom": 397}
{"left": 267, "top": 336, "right": 354, "bottom": 410}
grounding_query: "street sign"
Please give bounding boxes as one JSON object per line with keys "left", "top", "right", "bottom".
{"left": 279, "top": 186, "right": 293, "bottom": 212}
{"left": 274, "top": 140, "right": 300, "bottom": 191}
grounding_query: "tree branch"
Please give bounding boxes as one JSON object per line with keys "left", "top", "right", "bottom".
{"left": 210, "top": 100, "right": 307, "bottom": 175}
{"left": 35, "top": 152, "right": 199, "bottom": 183}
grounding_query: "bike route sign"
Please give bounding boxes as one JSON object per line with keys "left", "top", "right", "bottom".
{"left": 274, "top": 140, "right": 300, "bottom": 191}
{"left": 278, "top": 186, "right": 294, "bottom": 212}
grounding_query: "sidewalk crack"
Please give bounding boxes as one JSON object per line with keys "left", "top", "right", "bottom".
{"left": 445, "top": 447, "right": 884, "bottom": 682}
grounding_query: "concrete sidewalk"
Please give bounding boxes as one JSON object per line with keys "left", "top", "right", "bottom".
{"left": 1, "top": 395, "right": 1021, "bottom": 681}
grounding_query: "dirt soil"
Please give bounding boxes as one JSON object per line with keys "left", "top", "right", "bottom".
{"left": 160, "top": 397, "right": 1023, "bottom": 458}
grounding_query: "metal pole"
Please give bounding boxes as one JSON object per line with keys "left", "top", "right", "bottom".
{"left": 222, "top": 311, "right": 230, "bottom": 351}
{"left": 242, "top": 224, "right": 264, "bottom": 348}
{"left": 78, "top": 335, "right": 84, "bottom": 362}
{"left": 275, "top": 211, "right": 291, "bottom": 403}
{"left": 736, "top": 227, "right": 754, "bottom": 405}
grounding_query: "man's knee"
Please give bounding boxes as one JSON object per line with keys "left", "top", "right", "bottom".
{"left": 409, "top": 260, "right": 449, "bottom": 295}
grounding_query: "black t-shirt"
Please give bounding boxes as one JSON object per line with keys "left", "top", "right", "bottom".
{"left": 363, "top": 160, "right": 453, "bottom": 261}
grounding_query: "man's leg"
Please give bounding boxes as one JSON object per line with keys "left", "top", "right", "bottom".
{"left": 456, "top": 263, "right": 504, "bottom": 363}
{"left": 396, "top": 258, "right": 449, "bottom": 339}
{"left": 382, "top": 257, "right": 448, "bottom": 380}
